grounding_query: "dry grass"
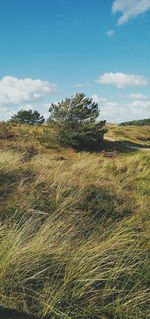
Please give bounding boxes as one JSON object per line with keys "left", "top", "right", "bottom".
{"left": 0, "top": 213, "right": 149, "bottom": 319}
{"left": 0, "top": 122, "right": 150, "bottom": 318}
{"left": 105, "top": 123, "right": 150, "bottom": 146}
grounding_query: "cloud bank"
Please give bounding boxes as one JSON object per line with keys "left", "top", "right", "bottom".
{"left": 92, "top": 94, "right": 150, "bottom": 123}
{"left": 127, "top": 93, "right": 148, "bottom": 100}
{"left": 0, "top": 76, "right": 57, "bottom": 106}
{"left": 112, "top": 0, "right": 150, "bottom": 25}
{"left": 92, "top": 94, "right": 108, "bottom": 103}
{"left": 97, "top": 72, "right": 148, "bottom": 88}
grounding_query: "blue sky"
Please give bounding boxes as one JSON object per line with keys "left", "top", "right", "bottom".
{"left": 0, "top": 0, "right": 150, "bottom": 123}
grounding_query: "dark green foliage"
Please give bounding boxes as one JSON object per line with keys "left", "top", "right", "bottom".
{"left": 0, "top": 169, "right": 36, "bottom": 220}
{"left": 0, "top": 307, "right": 37, "bottom": 319}
{"left": 0, "top": 171, "right": 19, "bottom": 200}
{"left": 78, "top": 185, "right": 132, "bottom": 223}
{"left": 48, "top": 93, "right": 107, "bottom": 150}
{"left": 9, "top": 109, "right": 45, "bottom": 125}
{"left": 120, "top": 118, "right": 150, "bottom": 126}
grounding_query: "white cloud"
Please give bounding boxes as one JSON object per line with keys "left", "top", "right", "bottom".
{"left": 92, "top": 94, "right": 108, "bottom": 103}
{"left": 130, "top": 100, "right": 150, "bottom": 108}
{"left": 97, "top": 72, "right": 148, "bottom": 88}
{"left": 92, "top": 94, "right": 150, "bottom": 123}
{"left": 102, "top": 100, "right": 150, "bottom": 123}
{"left": 112, "top": 0, "right": 150, "bottom": 25}
{"left": 0, "top": 76, "right": 57, "bottom": 106}
{"left": 101, "top": 101, "right": 125, "bottom": 123}
{"left": 0, "top": 107, "right": 12, "bottom": 122}
{"left": 106, "top": 29, "right": 115, "bottom": 37}
{"left": 127, "top": 93, "right": 148, "bottom": 100}
{"left": 43, "top": 112, "right": 50, "bottom": 121}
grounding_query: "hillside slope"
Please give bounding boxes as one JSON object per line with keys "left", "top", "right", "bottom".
{"left": 120, "top": 118, "right": 150, "bottom": 126}
{"left": 105, "top": 123, "right": 150, "bottom": 146}
{"left": 0, "top": 122, "right": 150, "bottom": 319}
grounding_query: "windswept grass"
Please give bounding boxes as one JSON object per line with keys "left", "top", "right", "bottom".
{"left": 0, "top": 123, "right": 150, "bottom": 318}
{"left": 0, "top": 122, "right": 59, "bottom": 153}
{"left": 0, "top": 213, "right": 150, "bottom": 319}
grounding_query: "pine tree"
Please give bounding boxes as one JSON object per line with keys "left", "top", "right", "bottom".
{"left": 9, "top": 109, "right": 45, "bottom": 125}
{"left": 48, "top": 93, "right": 106, "bottom": 150}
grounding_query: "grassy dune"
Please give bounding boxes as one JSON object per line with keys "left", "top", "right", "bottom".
{"left": 105, "top": 123, "right": 150, "bottom": 146}
{"left": 0, "top": 123, "right": 150, "bottom": 318}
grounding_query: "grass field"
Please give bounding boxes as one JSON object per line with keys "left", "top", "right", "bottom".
{"left": 0, "top": 122, "right": 150, "bottom": 319}
{"left": 105, "top": 123, "right": 150, "bottom": 146}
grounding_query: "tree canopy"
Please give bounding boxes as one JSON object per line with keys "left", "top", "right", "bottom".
{"left": 9, "top": 109, "right": 45, "bottom": 125}
{"left": 48, "top": 93, "right": 106, "bottom": 150}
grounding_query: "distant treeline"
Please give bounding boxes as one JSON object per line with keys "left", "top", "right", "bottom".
{"left": 119, "top": 118, "right": 150, "bottom": 126}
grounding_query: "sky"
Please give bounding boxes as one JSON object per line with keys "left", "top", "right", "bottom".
{"left": 0, "top": 0, "right": 150, "bottom": 123}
